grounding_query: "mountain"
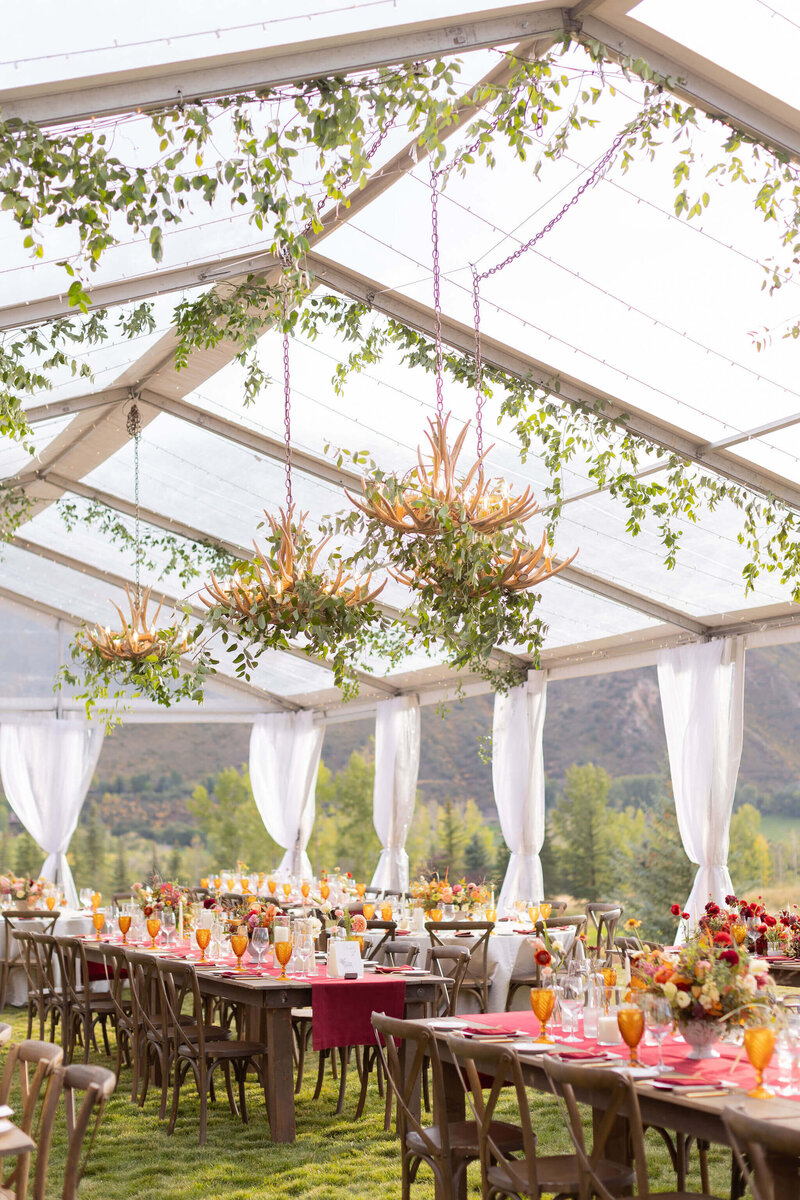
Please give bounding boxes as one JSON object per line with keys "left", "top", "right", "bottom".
{"left": 84, "top": 641, "right": 800, "bottom": 838}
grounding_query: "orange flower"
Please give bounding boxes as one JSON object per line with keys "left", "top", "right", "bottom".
{"left": 653, "top": 966, "right": 674, "bottom": 985}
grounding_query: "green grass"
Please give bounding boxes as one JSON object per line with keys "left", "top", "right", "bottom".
{"left": 0, "top": 1007, "right": 737, "bottom": 1200}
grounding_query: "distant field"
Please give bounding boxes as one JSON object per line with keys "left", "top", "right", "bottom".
{"left": 758, "top": 814, "right": 800, "bottom": 842}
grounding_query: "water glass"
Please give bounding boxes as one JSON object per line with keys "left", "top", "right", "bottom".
{"left": 251, "top": 926, "right": 270, "bottom": 967}
{"left": 560, "top": 977, "right": 585, "bottom": 1043}
{"left": 644, "top": 995, "right": 673, "bottom": 1071}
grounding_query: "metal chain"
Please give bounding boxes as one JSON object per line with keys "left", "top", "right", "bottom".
{"left": 470, "top": 110, "right": 648, "bottom": 448}
{"left": 429, "top": 161, "right": 445, "bottom": 422}
{"left": 283, "top": 331, "right": 293, "bottom": 511}
{"left": 311, "top": 116, "right": 397, "bottom": 223}
{"left": 126, "top": 402, "right": 142, "bottom": 603}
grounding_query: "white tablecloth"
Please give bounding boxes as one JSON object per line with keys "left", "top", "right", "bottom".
{"left": 2, "top": 908, "right": 95, "bottom": 1007}
{"left": 368, "top": 925, "right": 581, "bottom": 1014}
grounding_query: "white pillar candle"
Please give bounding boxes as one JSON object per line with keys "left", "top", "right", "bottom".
{"left": 597, "top": 1014, "right": 623, "bottom": 1044}
{"left": 178, "top": 901, "right": 184, "bottom": 942}
{"left": 273, "top": 926, "right": 289, "bottom": 942}
{"left": 624, "top": 956, "right": 632, "bottom": 986}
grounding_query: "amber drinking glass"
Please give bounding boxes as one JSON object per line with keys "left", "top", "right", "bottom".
{"left": 539, "top": 903, "right": 552, "bottom": 921}
{"left": 230, "top": 932, "right": 249, "bottom": 972}
{"left": 363, "top": 902, "right": 375, "bottom": 920}
{"left": 241, "top": 877, "right": 250, "bottom": 894}
{"left": 429, "top": 909, "right": 443, "bottom": 922}
{"left": 356, "top": 883, "right": 366, "bottom": 900}
{"left": 92, "top": 910, "right": 105, "bottom": 941}
{"left": 602, "top": 967, "right": 618, "bottom": 1013}
{"left": 195, "top": 927, "right": 211, "bottom": 963}
{"left": 91, "top": 892, "right": 101, "bottom": 912}
{"left": 380, "top": 902, "right": 393, "bottom": 921}
{"left": 528, "top": 905, "right": 540, "bottom": 925}
{"left": 320, "top": 882, "right": 330, "bottom": 901}
{"left": 46, "top": 896, "right": 56, "bottom": 912}
{"left": 531, "top": 987, "right": 556, "bottom": 1043}
{"left": 301, "top": 882, "right": 310, "bottom": 901}
{"left": 268, "top": 878, "right": 277, "bottom": 896}
{"left": 214, "top": 876, "right": 222, "bottom": 891}
{"left": 118, "top": 913, "right": 131, "bottom": 945}
{"left": 731, "top": 923, "right": 748, "bottom": 946}
{"left": 146, "top": 917, "right": 161, "bottom": 949}
{"left": 200, "top": 878, "right": 209, "bottom": 889}
{"left": 617, "top": 1005, "right": 645, "bottom": 1067}
{"left": 274, "top": 939, "right": 293, "bottom": 981}
{"left": 745, "top": 1025, "right": 776, "bottom": 1099}
{"left": 282, "top": 882, "right": 292, "bottom": 900}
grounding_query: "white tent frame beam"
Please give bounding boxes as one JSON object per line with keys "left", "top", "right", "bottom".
{"left": 0, "top": 8, "right": 567, "bottom": 127}
{"left": 307, "top": 253, "right": 800, "bottom": 511}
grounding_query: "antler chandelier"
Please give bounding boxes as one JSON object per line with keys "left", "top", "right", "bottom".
{"left": 77, "top": 584, "right": 189, "bottom": 663}
{"left": 77, "top": 404, "right": 190, "bottom": 667}
{"left": 200, "top": 322, "right": 384, "bottom": 633}
{"left": 201, "top": 504, "right": 384, "bottom": 621}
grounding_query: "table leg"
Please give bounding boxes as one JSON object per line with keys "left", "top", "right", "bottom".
{"left": 264, "top": 1007, "right": 296, "bottom": 1143}
{"left": 436, "top": 1059, "right": 466, "bottom": 1200}
{"left": 594, "top": 1105, "right": 631, "bottom": 1168}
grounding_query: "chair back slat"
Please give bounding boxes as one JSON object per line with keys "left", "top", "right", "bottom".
{"left": 379, "top": 940, "right": 419, "bottom": 968}
{"left": 371, "top": 1012, "right": 449, "bottom": 1160}
{"left": 426, "top": 921, "right": 494, "bottom": 1009}
{"left": 365, "top": 920, "right": 397, "bottom": 960}
{"left": 424, "top": 946, "right": 469, "bottom": 1016}
{"left": 59, "top": 1064, "right": 116, "bottom": 1200}
{"left": 446, "top": 1035, "right": 538, "bottom": 1196}
{"left": 722, "top": 1104, "right": 800, "bottom": 1200}
{"left": 0, "top": 1040, "right": 64, "bottom": 1200}
{"left": 155, "top": 958, "right": 205, "bottom": 1060}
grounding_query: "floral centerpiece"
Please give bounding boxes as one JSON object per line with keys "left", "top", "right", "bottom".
{"left": 0, "top": 875, "right": 45, "bottom": 905}
{"left": 654, "top": 914, "right": 774, "bottom": 1058}
{"left": 225, "top": 899, "right": 285, "bottom": 939}
{"left": 411, "top": 873, "right": 489, "bottom": 915}
{"left": 131, "top": 878, "right": 186, "bottom": 916}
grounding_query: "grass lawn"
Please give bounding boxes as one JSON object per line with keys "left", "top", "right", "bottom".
{"left": 0, "top": 1006, "right": 739, "bottom": 1200}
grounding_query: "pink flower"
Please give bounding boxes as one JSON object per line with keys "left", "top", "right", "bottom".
{"left": 351, "top": 914, "right": 368, "bottom": 934}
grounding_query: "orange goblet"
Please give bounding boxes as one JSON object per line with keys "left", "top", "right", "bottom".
{"left": 118, "top": 913, "right": 131, "bottom": 945}
{"left": 214, "top": 876, "right": 222, "bottom": 891}
{"left": 91, "top": 892, "right": 101, "bottom": 912}
{"left": 745, "top": 1024, "right": 776, "bottom": 1099}
{"left": 146, "top": 917, "right": 161, "bottom": 949}
{"left": 356, "top": 883, "right": 366, "bottom": 900}
{"left": 380, "top": 902, "right": 393, "bottom": 921}
{"left": 195, "top": 927, "right": 211, "bottom": 963}
{"left": 92, "top": 910, "right": 106, "bottom": 941}
{"left": 230, "top": 931, "right": 249, "bottom": 973}
{"left": 282, "top": 882, "right": 292, "bottom": 900}
{"left": 301, "top": 882, "right": 310, "bottom": 902}
{"left": 429, "top": 909, "right": 443, "bottom": 922}
{"left": 539, "top": 903, "right": 552, "bottom": 921}
{"left": 617, "top": 1005, "right": 645, "bottom": 1067}
{"left": 200, "top": 878, "right": 209, "bottom": 889}
{"left": 268, "top": 878, "right": 277, "bottom": 896}
{"left": 320, "top": 882, "right": 330, "bottom": 901}
{"left": 274, "top": 938, "right": 293, "bottom": 981}
{"left": 531, "top": 988, "right": 556, "bottom": 1043}
{"left": 363, "top": 902, "right": 375, "bottom": 921}
{"left": 46, "top": 895, "right": 56, "bottom": 912}
{"left": 241, "top": 877, "right": 250, "bottom": 894}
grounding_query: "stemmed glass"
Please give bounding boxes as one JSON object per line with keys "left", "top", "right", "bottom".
{"left": 531, "top": 987, "right": 556, "bottom": 1043}
{"left": 92, "top": 908, "right": 106, "bottom": 941}
{"left": 230, "top": 930, "right": 249, "bottom": 973}
{"left": 118, "top": 910, "right": 131, "bottom": 945}
{"left": 161, "top": 909, "right": 176, "bottom": 947}
{"left": 251, "top": 927, "right": 270, "bottom": 968}
{"left": 146, "top": 916, "right": 161, "bottom": 949}
{"left": 282, "top": 882, "right": 292, "bottom": 902}
{"left": 79, "top": 888, "right": 92, "bottom": 911}
{"left": 745, "top": 1017, "right": 776, "bottom": 1099}
{"left": 559, "top": 976, "right": 585, "bottom": 1043}
{"left": 617, "top": 1003, "right": 645, "bottom": 1067}
{"left": 644, "top": 995, "right": 673, "bottom": 1072}
{"left": 195, "top": 925, "right": 212, "bottom": 963}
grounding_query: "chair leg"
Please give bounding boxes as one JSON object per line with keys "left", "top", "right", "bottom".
{"left": 198, "top": 1064, "right": 208, "bottom": 1147}
{"left": 237, "top": 1061, "right": 249, "bottom": 1125}
{"left": 295, "top": 1021, "right": 309, "bottom": 1093}
{"left": 221, "top": 1060, "right": 238, "bottom": 1118}
{"left": 313, "top": 1051, "right": 327, "bottom": 1100}
{"left": 167, "top": 1061, "right": 183, "bottom": 1135}
{"left": 698, "top": 1140, "right": 710, "bottom": 1195}
{"left": 0, "top": 958, "right": 8, "bottom": 1011}
{"left": 335, "top": 1048, "right": 349, "bottom": 1115}
{"left": 159, "top": 1048, "right": 171, "bottom": 1121}
{"left": 100, "top": 1016, "right": 111, "bottom": 1057}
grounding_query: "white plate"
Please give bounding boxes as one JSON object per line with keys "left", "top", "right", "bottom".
{"left": 513, "top": 1042, "right": 554, "bottom": 1054}
{"left": 0, "top": 1107, "right": 13, "bottom": 1120}
{"left": 0, "top": 1121, "right": 15, "bottom": 1136}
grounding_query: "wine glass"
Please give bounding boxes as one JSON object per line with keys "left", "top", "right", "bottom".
{"left": 531, "top": 987, "right": 556, "bottom": 1043}
{"left": 617, "top": 1004, "right": 645, "bottom": 1067}
{"left": 79, "top": 888, "right": 92, "bottom": 910}
{"left": 251, "top": 926, "right": 270, "bottom": 968}
{"left": 301, "top": 882, "right": 310, "bottom": 903}
{"left": 320, "top": 881, "right": 330, "bottom": 902}
{"left": 528, "top": 904, "right": 540, "bottom": 926}
{"left": 560, "top": 976, "right": 585, "bottom": 1043}
{"left": 146, "top": 916, "right": 161, "bottom": 949}
{"left": 356, "top": 883, "right": 366, "bottom": 900}
{"left": 363, "top": 902, "right": 375, "bottom": 921}
{"left": 282, "top": 882, "right": 292, "bottom": 901}
{"left": 745, "top": 1020, "right": 776, "bottom": 1099}
{"left": 268, "top": 878, "right": 277, "bottom": 897}
{"left": 92, "top": 909, "right": 106, "bottom": 941}
{"left": 274, "top": 937, "right": 293, "bottom": 980}
{"left": 91, "top": 892, "right": 101, "bottom": 912}
{"left": 230, "top": 930, "right": 249, "bottom": 973}
{"left": 644, "top": 995, "right": 673, "bottom": 1071}
{"left": 161, "top": 909, "right": 176, "bottom": 947}
{"left": 118, "top": 911, "right": 131, "bottom": 945}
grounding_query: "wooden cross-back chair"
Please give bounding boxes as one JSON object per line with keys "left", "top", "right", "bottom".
{"left": 426, "top": 921, "right": 494, "bottom": 1012}
{"left": 0, "top": 912, "right": 59, "bottom": 1011}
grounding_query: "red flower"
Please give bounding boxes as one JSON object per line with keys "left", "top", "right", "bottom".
{"left": 143, "top": 905, "right": 153, "bottom": 917}
{"left": 719, "top": 949, "right": 739, "bottom": 966}
{"left": 725, "top": 895, "right": 738, "bottom": 906}
{"left": 670, "top": 904, "right": 682, "bottom": 916}
{"left": 534, "top": 948, "right": 552, "bottom": 968}
{"left": 713, "top": 931, "right": 732, "bottom": 946}
{"left": 764, "top": 914, "right": 777, "bottom": 928}
{"left": 757, "top": 923, "right": 768, "bottom": 935}
{"left": 682, "top": 912, "right": 690, "bottom": 920}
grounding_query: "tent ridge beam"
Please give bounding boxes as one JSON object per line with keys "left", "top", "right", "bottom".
{"left": 0, "top": 8, "right": 568, "bottom": 127}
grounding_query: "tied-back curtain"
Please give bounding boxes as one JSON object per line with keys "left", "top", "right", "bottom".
{"left": 657, "top": 637, "right": 745, "bottom": 936}
{"left": 370, "top": 696, "right": 420, "bottom": 894}
{"left": 494, "top": 672, "right": 547, "bottom": 915}
{"left": 249, "top": 711, "right": 324, "bottom": 878}
{"left": 0, "top": 719, "right": 104, "bottom": 908}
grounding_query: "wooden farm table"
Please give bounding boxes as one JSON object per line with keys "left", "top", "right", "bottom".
{"left": 763, "top": 959, "right": 800, "bottom": 989}
{"left": 82, "top": 940, "right": 440, "bottom": 1143}
{"left": 424, "top": 1011, "right": 800, "bottom": 1200}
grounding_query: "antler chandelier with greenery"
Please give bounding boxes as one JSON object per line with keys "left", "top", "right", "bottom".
{"left": 198, "top": 323, "right": 392, "bottom": 696}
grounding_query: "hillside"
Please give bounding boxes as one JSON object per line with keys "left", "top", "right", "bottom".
{"left": 82, "top": 640, "right": 800, "bottom": 838}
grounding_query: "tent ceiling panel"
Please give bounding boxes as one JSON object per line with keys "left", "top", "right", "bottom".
{"left": 0, "top": 593, "right": 62, "bottom": 699}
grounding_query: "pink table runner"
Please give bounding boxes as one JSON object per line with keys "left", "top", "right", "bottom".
{"left": 464, "top": 1010, "right": 788, "bottom": 1093}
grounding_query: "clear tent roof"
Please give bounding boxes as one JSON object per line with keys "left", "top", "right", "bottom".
{"left": 3, "top": 0, "right": 800, "bottom": 718}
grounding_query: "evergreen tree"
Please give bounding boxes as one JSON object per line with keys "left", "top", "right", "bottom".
{"left": 618, "top": 793, "right": 694, "bottom": 942}
{"left": 436, "top": 797, "right": 468, "bottom": 875}
{"left": 326, "top": 751, "right": 379, "bottom": 880}
{"left": 112, "top": 837, "right": 128, "bottom": 891}
{"left": 187, "top": 766, "right": 281, "bottom": 869}
{"left": 464, "top": 832, "right": 491, "bottom": 875}
{"left": 14, "top": 830, "right": 42, "bottom": 879}
{"left": 166, "top": 843, "right": 182, "bottom": 880}
{"left": 550, "top": 764, "right": 618, "bottom": 901}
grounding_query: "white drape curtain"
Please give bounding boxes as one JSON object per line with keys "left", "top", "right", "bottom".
{"left": 494, "top": 672, "right": 547, "bottom": 915}
{"left": 657, "top": 637, "right": 745, "bottom": 936}
{"left": 0, "top": 719, "right": 104, "bottom": 908}
{"left": 249, "top": 711, "right": 324, "bottom": 878}
{"left": 370, "top": 696, "right": 421, "bottom": 894}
